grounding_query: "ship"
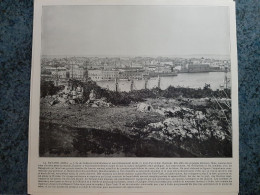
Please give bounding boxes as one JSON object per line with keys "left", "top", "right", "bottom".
{"left": 179, "top": 64, "right": 226, "bottom": 73}
{"left": 148, "top": 71, "right": 178, "bottom": 77}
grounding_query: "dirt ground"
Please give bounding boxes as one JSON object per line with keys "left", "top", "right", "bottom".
{"left": 40, "top": 102, "right": 165, "bottom": 133}
{"left": 39, "top": 97, "right": 231, "bottom": 157}
{"left": 39, "top": 98, "right": 194, "bottom": 157}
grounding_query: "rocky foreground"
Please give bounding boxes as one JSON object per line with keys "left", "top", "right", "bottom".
{"left": 40, "top": 94, "right": 232, "bottom": 157}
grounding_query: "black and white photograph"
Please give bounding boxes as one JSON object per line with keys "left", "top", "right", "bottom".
{"left": 39, "top": 5, "right": 233, "bottom": 158}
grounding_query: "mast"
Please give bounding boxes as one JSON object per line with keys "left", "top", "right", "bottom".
{"left": 130, "top": 78, "right": 134, "bottom": 91}
{"left": 54, "top": 62, "right": 59, "bottom": 86}
{"left": 144, "top": 78, "right": 148, "bottom": 89}
{"left": 158, "top": 75, "right": 161, "bottom": 89}
{"left": 224, "top": 67, "right": 228, "bottom": 89}
{"left": 115, "top": 77, "right": 119, "bottom": 92}
{"left": 71, "top": 62, "right": 74, "bottom": 79}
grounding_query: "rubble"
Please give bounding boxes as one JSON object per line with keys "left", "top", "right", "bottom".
{"left": 148, "top": 122, "right": 164, "bottom": 129}
{"left": 139, "top": 110, "right": 228, "bottom": 144}
{"left": 41, "top": 84, "right": 114, "bottom": 108}
{"left": 85, "top": 91, "right": 113, "bottom": 108}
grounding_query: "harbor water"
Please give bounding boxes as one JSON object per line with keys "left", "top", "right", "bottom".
{"left": 97, "top": 72, "right": 231, "bottom": 92}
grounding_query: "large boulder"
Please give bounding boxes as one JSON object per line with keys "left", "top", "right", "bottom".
{"left": 57, "top": 97, "right": 66, "bottom": 103}
{"left": 91, "top": 104, "right": 98, "bottom": 108}
{"left": 137, "top": 103, "right": 153, "bottom": 112}
{"left": 69, "top": 100, "right": 75, "bottom": 105}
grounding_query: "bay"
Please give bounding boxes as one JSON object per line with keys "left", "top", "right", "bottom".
{"left": 96, "top": 72, "right": 230, "bottom": 92}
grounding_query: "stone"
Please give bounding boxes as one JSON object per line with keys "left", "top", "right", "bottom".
{"left": 91, "top": 104, "right": 98, "bottom": 108}
{"left": 69, "top": 100, "right": 75, "bottom": 105}
{"left": 137, "top": 103, "right": 153, "bottom": 112}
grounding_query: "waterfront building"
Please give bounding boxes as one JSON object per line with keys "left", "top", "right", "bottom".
{"left": 41, "top": 64, "right": 87, "bottom": 83}
{"left": 182, "top": 64, "right": 211, "bottom": 72}
{"left": 68, "top": 65, "right": 85, "bottom": 80}
{"left": 88, "top": 68, "right": 145, "bottom": 81}
{"left": 118, "top": 69, "right": 144, "bottom": 80}
{"left": 103, "top": 70, "right": 120, "bottom": 80}
{"left": 88, "top": 69, "right": 120, "bottom": 81}
{"left": 156, "top": 65, "right": 172, "bottom": 73}
{"left": 88, "top": 69, "right": 103, "bottom": 81}
{"left": 41, "top": 66, "right": 68, "bottom": 81}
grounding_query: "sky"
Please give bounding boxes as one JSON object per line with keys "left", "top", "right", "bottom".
{"left": 41, "top": 5, "right": 230, "bottom": 57}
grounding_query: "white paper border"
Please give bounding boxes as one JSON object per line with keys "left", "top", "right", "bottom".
{"left": 28, "top": 0, "right": 239, "bottom": 194}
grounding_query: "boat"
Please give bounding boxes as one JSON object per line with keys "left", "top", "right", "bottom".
{"left": 179, "top": 64, "right": 225, "bottom": 73}
{"left": 148, "top": 71, "right": 178, "bottom": 77}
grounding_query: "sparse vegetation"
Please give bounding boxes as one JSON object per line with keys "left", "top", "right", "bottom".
{"left": 40, "top": 81, "right": 64, "bottom": 98}
{"left": 55, "top": 79, "right": 230, "bottom": 105}
{"left": 40, "top": 79, "right": 232, "bottom": 157}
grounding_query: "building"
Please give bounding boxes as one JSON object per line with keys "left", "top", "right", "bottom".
{"left": 41, "top": 67, "right": 68, "bottom": 81}
{"left": 88, "top": 69, "right": 120, "bottom": 81}
{"left": 68, "top": 65, "right": 85, "bottom": 80}
{"left": 118, "top": 69, "right": 144, "bottom": 80}
{"left": 88, "top": 68, "right": 144, "bottom": 81}
{"left": 187, "top": 64, "right": 210, "bottom": 72}
{"left": 160, "top": 61, "right": 173, "bottom": 66}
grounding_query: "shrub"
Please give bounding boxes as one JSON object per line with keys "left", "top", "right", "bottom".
{"left": 47, "top": 79, "right": 231, "bottom": 105}
{"left": 40, "top": 81, "right": 64, "bottom": 98}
